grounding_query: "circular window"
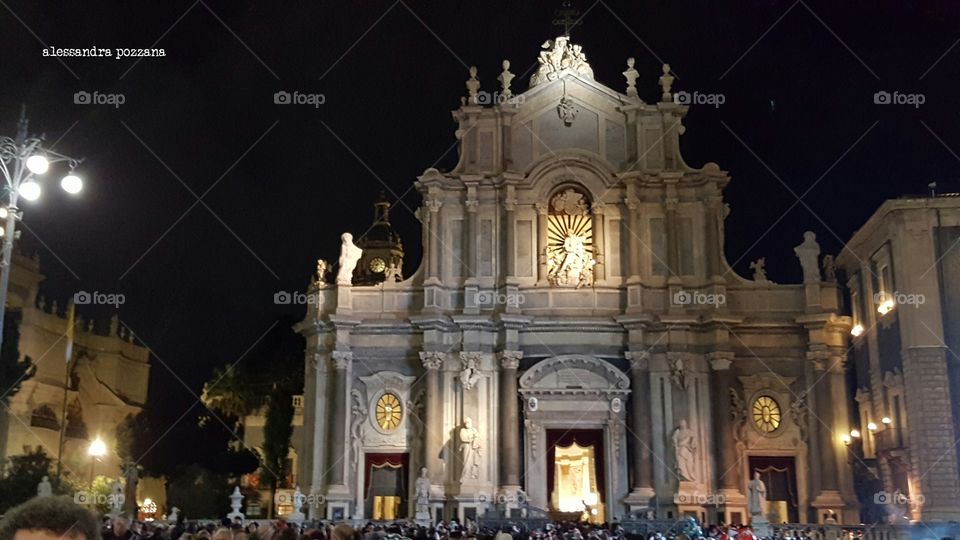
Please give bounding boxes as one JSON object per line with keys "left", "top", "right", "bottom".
{"left": 752, "top": 395, "right": 782, "bottom": 433}
{"left": 375, "top": 393, "right": 402, "bottom": 431}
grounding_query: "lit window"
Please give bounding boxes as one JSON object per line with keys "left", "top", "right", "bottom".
{"left": 375, "top": 393, "right": 402, "bottom": 431}
{"left": 752, "top": 395, "right": 781, "bottom": 433}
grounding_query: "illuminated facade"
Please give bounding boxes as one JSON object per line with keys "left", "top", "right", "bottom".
{"left": 298, "top": 35, "right": 859, "bottom": 525}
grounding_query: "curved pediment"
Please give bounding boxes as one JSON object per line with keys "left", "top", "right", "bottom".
{"left": 520, "top": 354, "right": 629, "bottom": 391}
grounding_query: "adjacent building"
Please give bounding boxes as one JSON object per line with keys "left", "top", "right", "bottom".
{"left": 837, "top": 194, "right": 960, "bottom": 522}
{"left": 0, "top": 251, "right": 150, "bottom": 481}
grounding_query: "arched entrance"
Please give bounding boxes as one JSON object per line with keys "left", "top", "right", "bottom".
{"left": 520, "top": 355, "right": 630, "bottom": 521}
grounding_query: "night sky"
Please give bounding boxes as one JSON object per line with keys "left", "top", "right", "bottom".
{"left": 3, "top": 0, "right": 960, "bottom": 471}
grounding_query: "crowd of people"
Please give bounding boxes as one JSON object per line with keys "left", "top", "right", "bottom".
{"left": 0, "top": 496, "right": 905, "bottom": 540}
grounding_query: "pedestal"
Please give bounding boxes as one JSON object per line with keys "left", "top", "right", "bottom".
{"left": 624, "top": 487, "right": 656, "bottom": 514}
{"left": 751, "top": 514, "right": 772, "bottom": 539}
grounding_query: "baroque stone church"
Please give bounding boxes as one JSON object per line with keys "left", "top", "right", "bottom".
{"left": 297, "top": 35, "right": 856, "bottom": 526}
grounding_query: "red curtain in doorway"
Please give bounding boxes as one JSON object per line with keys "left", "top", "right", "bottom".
{"left": 546, "top": 429, "right": 606, "bottom": 502}
{"left": 363, "top": 453, "right": 408, "bottom": 497}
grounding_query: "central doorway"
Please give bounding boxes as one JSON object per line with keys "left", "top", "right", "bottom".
{"left": 748, "top": 456, "right": 799, "bottom": 524}
{"left": 547, "top": 429, "right": 605, "bottom": 523}
{"left": 364, "top": 453, "right": 409, "bottom": 520}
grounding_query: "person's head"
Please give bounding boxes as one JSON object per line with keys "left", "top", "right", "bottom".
{"left": 0, "top": 496, "right": 101, "bottom": 540}
{"left": 329, "top": 525, "right": 358, "bottom": 540}
{"left": 113, "top": 517, "right": 131, "bottom": 536}
{"left": 212, "top": 528, "right": 233, "bottom": 540}
{"left": 275, "top": 528, "right": 298, "bottom": 540}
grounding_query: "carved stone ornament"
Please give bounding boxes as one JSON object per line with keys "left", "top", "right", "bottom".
{"left": 525, "top": 419, "right": 542, "bottom": 459}
{"left": 459, "top": 352, "right": 483, "bottom": 390}
{"left": 625, "top": 350, "right": 650, "bottom": 371}
{"left": 349, "top": 389, "right": 368, "bottom": 471}
{"left": 419, "top": 351, "right": 445, "bottom": 370}
{"left": 551, "top": 188, "right": 589, "bottom": 216}
{"left": 499, "top": 350, "right": 522, "bottom": 370}
{"left": 789, "top": 391, "right": 810, "bottom": 443}
{"left": 557, "top": 97, "right": 579, "bottom": 126}
{"left": 331, "top": 351, "right": 353, "bottom": 370}
{"left": 730, "top": 387, "right": 748, "bottom": 445}
{"left": 667, "top": 352, "right": 690, "bottom": 390}
{"left": 530, "top": 36, "right": 594, "bottom": 87}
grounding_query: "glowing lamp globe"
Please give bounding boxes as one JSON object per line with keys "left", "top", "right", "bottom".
{"left": 61, "top": 174, "right": 83, "bottom": 194}
{"left": 26, "top": 155, "right": 49, "bottom": 174}
{"left": 18, "top": 181, "right": 41, "bottom": 201}
{"left": 88, "top": 437, "right": 107, "bottom": 457}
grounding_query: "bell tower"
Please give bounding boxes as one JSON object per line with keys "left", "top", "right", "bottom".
{"left": 353, "top": 192, "right": 404, "bottom": 285}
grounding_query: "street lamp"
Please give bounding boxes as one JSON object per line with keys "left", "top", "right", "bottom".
{"left": 0, "top": 108, "right": 83, "bottom": 351}
{"left": 88, "top": 436, "right": 107, "bottom": 483}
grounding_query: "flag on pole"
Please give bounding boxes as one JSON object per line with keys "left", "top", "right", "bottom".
{"left": 65, "top": 301, "right": 75, "bottom": 363}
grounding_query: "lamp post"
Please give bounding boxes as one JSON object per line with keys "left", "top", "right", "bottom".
{"left": 0, "top": 107, "right": 83, "bottom": 351}
{"left": 88, "top": 436, "right": 107, "bottom": 483}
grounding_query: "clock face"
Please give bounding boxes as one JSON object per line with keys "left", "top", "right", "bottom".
{"left": 370, "top": 257, "right": 386, "bottom": 273}
{"left": 375, "top": 393, "right": 402, "bottom": 431}
{"left": 752, "top": 395, "right": 782, "bottom": 433}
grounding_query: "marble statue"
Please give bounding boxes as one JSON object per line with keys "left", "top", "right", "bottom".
{"left": 167, "top": 506, "right": 180, "bottom": 525}
{"left": 658, "top": 64, "right": 675, "bottom": 102}
{"left": 748, "top": 471, "right": 767, "bottom": 516}
{"left": 822, "top": 254, "right": 837, "bottom": 283}
{"left": 316, "top": 259, "right": 328, "bottom": 284}
{"left": 466, "top": 66, "right": 481, "bottom": 104}
{"left": 109, "top": 478, "right": 124, "bottom": 516}
{"left": 497, "top": 60, "right": 514, "bottom": 98}
{"left": 415, "top": 467, "right": 431, "bottom": 520}
{"left": 623, "top": 57, "right": 639, "bottom": 98}
{"left": 530, "top": 36, "right": 593, "bottom": 87}
{"left": 383, "top": 262, "right": 401, "bottom": 284}
{"left": 750, "top": 257, "right": 769, "bottom": 283}
{"left": 672, "top": 419, "right": 697, "bottom": 481}
{"left": 289, "top": 486, "right": 306, "bottom": 522}
{"left": 227, "top": 486, "right": 245, "bottom": 521}
{"left": 37, "top": 475, "right": 52, "bottom": 497}
{"left": 336, "top": 233, "right": 363, "bottom": 285}
{"left": 794, "top": 231, "right": 821, "bottom": 283}
{"left": 459, "top": 417, "right": 482, "bottom": 481}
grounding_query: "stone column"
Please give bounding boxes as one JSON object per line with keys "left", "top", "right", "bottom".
{"left": 327, "top": 351, "right": 352, "bottom": 487}
{"left": 810, "top": 349, "right": 839, "bottom": 491}
{"left": 807, "top": 346, "right": 845, "bottom": 524}
{"left": 498, "top": 350, "right": 523, "bottom": 488}
{"left": 704, "top": 196, "right": 722, "bottom": 278}
{"left": 625, "top": 351, "right": 655, "bottom": 509}
{"left": 536, "top": 202, "right": 549, "bottom": 284}
{"left": 427, "top": 198, "right": 442, "bottom": 280}
{"left": 664, "top": 195, "right": 680, "bottom": 278}
{"left": 592, "top": 202, "right": 606, "bottom": 282}
{"left": 625, "top": 196, "right": 641, "bottom": 279}
{"left": 419, "top": 351, "right": 445, "bottom": 485}
{"left": 709, "top": 352, "right": 739, "bottom": 491}
{"left": 504, "top": 197, "right": 517, "bottom": 278}
{"left": 466, "top": 197, "right": 479, "bottom": 278}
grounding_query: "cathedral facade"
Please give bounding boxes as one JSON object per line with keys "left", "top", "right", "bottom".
{"left": 298, "top": 36, "right": 857, "bottom": 525}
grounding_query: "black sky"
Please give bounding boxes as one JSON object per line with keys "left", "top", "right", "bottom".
{"left": 3, "top": 0, "right": 960, "bottom": 470}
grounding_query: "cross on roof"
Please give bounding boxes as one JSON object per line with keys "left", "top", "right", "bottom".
{"left": 552, "top": 1, "right": 581, "bottom": 36}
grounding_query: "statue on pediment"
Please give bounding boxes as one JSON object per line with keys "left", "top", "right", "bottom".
{"left": 530, "top": 36, "right": 593, "bottom": 87}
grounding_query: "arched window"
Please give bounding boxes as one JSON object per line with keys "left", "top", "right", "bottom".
{"left": 546, "top": 186, "right": 595, "bottom": 287}
{"left": 30, "top": 405, "right": 60, "bottom": 430}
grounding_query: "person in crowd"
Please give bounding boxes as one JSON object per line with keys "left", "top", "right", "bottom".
{"left": 0, "top": 496, "right": 101, "bottom": 540}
